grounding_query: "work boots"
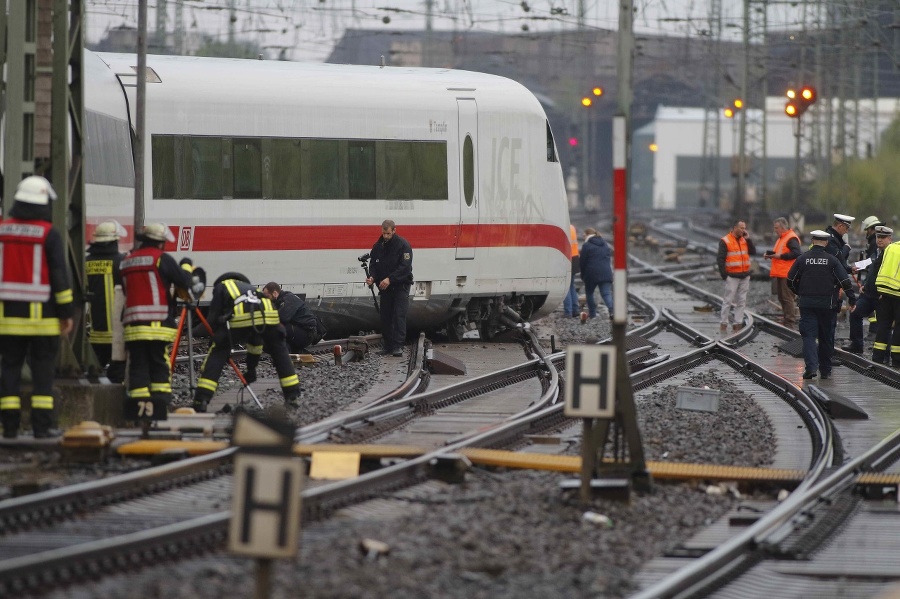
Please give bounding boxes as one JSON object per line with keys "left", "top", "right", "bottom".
{"left": 1, "top": 411, "right": 20, "bottom": 439}
{"left": 283, "top": 386, "right": 301, "bottom": 406}
{"left": 31, "top": 409, "right": 58, "bottom": 439}
{"left": 193, "top": 390, "right": 213, "bottom": 413}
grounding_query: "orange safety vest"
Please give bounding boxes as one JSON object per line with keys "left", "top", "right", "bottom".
{"left": 569, "top": 225, "right": 579, "bottom": 258}
{"left": 769, "top": 230, "right": 799, "bottom": 278}
{"left": 721, "top": 233, "right": 750, "bottom": 275}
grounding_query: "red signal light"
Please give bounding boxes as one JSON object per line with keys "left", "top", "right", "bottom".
{"left": 568, "top": 137, "right": 579, "bottom": 147}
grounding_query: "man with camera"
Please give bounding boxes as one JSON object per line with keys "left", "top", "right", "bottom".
{"left": 192, "top": 273, "right": 300, "bottom": 412}
{"left": 717, "top": 219, "right": 756, "bottom": 333}
{"left": 763, "top": 217, "right": 802, "bottom": 328}
{"left": 365, "top": 220, "right": 413, "bottom": 357}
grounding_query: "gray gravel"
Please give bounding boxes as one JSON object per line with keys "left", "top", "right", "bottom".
{"left": 32, "top": 246, "right": 791, "bottom": 599}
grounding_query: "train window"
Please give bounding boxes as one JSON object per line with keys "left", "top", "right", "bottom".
{"left": 348, "top": 140, "right": 376, "bottom": 199}
{"left": 189, "top": 137, "right": 224, "bottom": 199}
{"left": 376, "top": 141, "right": 448, "bottom": 200}
{"left": 546, "top": 121, "right": 558, "bottom": 163}
{"left": 233, "top": 138, "right": 262, "bottom": 199}
{"left": 151, "top": 135, "right": 176, "bottom": 198}
{"left": 85, "top": 111, "right": 135, "bottom": 188}
{"left": 266, "top": 138, "right": 303, "bottom": 199}
{"left": 301, "top": 139, "right": 349, "bottom": 199}
{"left": 463, "top": 135, "right": 474, "bottom": 206}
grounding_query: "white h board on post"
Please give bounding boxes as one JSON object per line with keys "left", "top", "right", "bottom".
{"left": 564, "top": 345, "right": 617, "bottom": 418}
{"left": 229, "top": 453, "right": 303, "bottom": 558}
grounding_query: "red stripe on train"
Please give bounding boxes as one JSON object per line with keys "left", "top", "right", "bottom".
{"left": 177, "top": 224, "right": 570, "bottom": 257}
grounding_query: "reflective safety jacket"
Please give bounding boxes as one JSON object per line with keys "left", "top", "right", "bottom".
{"left": 769, "top": 230, "right": 801, "bottom": 279}
{"left": 121, "top": 247, "right": 169, "bottom": 324}
{"left": 569, "top": 225, "right": 580, "bottom": 275}
{"left": 121, "top": 245, "right": 192, "bottom": 342}
{"left": 0, "top": 219, "right": 52, "bottom": 302}
{"left": 717, "top": 233, "right": 755, "bottom": 278}
{"left": 206, "top": 279, "right": 280, "bottom": 329}
{"left": 86, "top": 241, "right": 125, "bottom": 344}
{"left": 0, "top": 210, "right": 74, "bottom": 336}
{"left": 876, "top": 241, "right": 900, "bottom": 297}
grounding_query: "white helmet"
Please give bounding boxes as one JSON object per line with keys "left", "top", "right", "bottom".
{"left": 92, "top": 220, "right": 126, "bottom": 243}
{"left": 860, "top": 215, "right": 881, "bottom": 232}
{"left": 138, "top": 222, "right": 175, "bottom": 243}
{"left": 14, "top": 176, "right": 57, "bottom": 206}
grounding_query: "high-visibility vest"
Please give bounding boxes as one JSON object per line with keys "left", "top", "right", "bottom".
{"left": 720, "top": 233, "right": 750, "bottom": 275}
{"left": 876, "top": 242, "right": 900, "bottom": 297}
{"left": 121, "top": 246, "right": 169, "bottom": 323}
{"left": 221, "top": 279, "right": 280, "bottom": 328}
{"left": 769, "top": 230, "right": 799, "bottom": 278}
{"left": 569, "top": 225, "right": 579, "bottom": 258}
{"left": 0, "top": 219, "right": 52, "bottom": 302}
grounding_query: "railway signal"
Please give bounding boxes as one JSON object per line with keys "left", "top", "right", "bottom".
{"left": 785, "top": 85, "right": 817, "bottom": 118}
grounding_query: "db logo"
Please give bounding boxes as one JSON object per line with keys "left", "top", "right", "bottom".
{"left": 179, "top": 227, "right": 194, "bottom": 251}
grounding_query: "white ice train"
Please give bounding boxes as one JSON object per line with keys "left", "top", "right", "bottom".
{"left": 83, "top": 51, "right": 571, "bottom": 339}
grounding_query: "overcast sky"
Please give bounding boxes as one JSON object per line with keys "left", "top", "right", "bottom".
{"left": 85, "top": 0, "right": 806, "bottom": 63}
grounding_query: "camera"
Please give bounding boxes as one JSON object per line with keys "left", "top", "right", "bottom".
{"left": 358, "top": 252, "right": 371, "bottom": 263}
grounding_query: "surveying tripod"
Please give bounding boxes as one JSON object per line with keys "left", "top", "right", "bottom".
{"left": 169, "top": 301, "right": 263, "bottom": 409}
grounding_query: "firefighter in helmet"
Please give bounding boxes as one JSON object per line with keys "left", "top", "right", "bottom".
{"left": 86, "top": 220, "right": 127, "bottom": 382}
{"left": 0, "top": 176, "right": 74, "bottom": 439}
{"left": 120, "top": 223, "right": 194, "bottom": 420}
{"left": 193, "top": 272, "right": 300, "bottom": 412}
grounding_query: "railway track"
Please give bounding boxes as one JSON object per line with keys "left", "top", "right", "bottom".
{"left": 7, "top": 219, "right": 900, "bottom": 596}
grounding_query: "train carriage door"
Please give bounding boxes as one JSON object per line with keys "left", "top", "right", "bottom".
{"left": 456, "top": 99, "right": 479, "bottom": 260}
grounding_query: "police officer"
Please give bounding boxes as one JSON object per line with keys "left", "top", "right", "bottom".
{"left": 787, "top": 230, "right": 857, "bottom": 380}
{"left": 842, "top": 226, "right": 892, "bottom": 354}
{"left": 86, "top": 220, "right": 126, "bottom": 382}
{"left": 859, "top": 216, "right": 882, "bottom": 260}
{"left": 120, "top": 223, "right": 194, "bottom": 420}
{"left": 193, "top": 274, "right": 300, "bottom": 412}
{"left": 873, "top": 232, "right": 900, "bottom": 366}
{"left": 0, "top": 176, "right": 74, "bottom": 439}
{"left": 365, "top": 220, "right": 413, "bottom": 357}
{"left": 261, "top": 282, "right": 322, "bottom": 354}
{"left": 824, "top": 213, "right": 855, "bottom": 268}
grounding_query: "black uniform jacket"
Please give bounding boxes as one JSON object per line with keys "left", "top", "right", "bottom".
{"left": 787, "top": 245, "right": 857, "bottom": 310}
{"left": 861, "top": 250, "right": 883, "bottom": 299}
{"left": 369, "top": 233, "right": 413, "bottom": 293}
{"left": 276, "top": 291, "right": 317, "bottom": 330}
{"left": 824, "top": 226, "right": 851, "bottom": 269}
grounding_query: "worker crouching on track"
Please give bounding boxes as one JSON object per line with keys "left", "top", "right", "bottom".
{"left": 787, "top": 229, "right": 857, "bottom": 380}
{"left": 0, "top": 177, "right": 74, "bottom": 439}
{"left": 120, "top": 223, "right": 194, "bottom": 420}
{"left": 193, "top": 273, "right": 300, "bottom": 412}
{"left": 261, "top": 282, "right": 323, "bottom": 354}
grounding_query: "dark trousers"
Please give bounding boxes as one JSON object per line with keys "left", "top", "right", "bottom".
{"left": 197, "top": 324, "right": 298, "bottom": 400}
{"left": 0, "top": 335, "right": 58, "bottom": 435}
{"left": 126, "top": 339, "right": 172, "bottom": 400}
{"left": 873, "top": 293, "right": 900, "bottom": 364}
{"left": 379, "top": 284, "right": 410, "bottom": 351}
{"left": 799, "top": 307, "right": 835, "bottom": 376}
{"left": 284, "top": 323, "right": 314, "bottom": 354}
{"left": 848, "top": 295, "right": 878, "bottom": 351}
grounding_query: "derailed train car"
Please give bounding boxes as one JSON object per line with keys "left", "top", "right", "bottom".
{"left": 83, "top": 51, "right": 571, "bottom": 339}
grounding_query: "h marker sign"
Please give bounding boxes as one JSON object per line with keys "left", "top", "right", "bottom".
{"left": 564, "top": 345, "right": 617, "bottom": 419}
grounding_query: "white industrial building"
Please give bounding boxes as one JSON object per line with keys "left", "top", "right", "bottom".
{"left": 633, "top": 98, "right": 900, "bottom": 211}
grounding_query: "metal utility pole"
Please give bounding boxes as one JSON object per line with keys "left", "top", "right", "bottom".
{"left": 423, "top": 0, "right": 434, "bottom": 67}
{"left": 578, "top": 0, "right": 650, "bottom": 503}
{"left": 577, "top": 0, "right": 588, "bottom": 210}
{"left": 154, "top": 0, "right": 167, "bottom": 52}
{"left": 2, "top": 0, "right": 37, "bottom": 215}
{"left": 699, "top": 0, "right": 723, "bottom": 208}
{"left": 175, "top": 0, "right": 184, "bottom": 55}
{"left": 135, "top": 0, "right": 148, "bottom": 231}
